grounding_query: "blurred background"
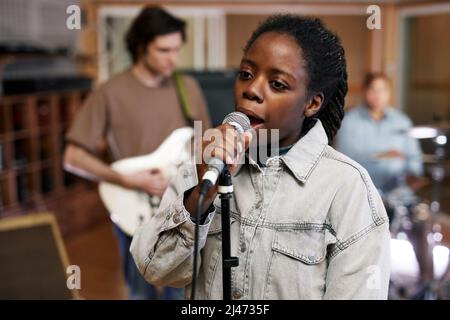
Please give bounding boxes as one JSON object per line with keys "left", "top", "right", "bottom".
{"left": 0, "top": 0, "right": 449, "bottom": 300}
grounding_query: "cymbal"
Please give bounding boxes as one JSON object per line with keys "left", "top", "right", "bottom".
{"left": 407, "top": 123, "right": 450, "bottom": 139}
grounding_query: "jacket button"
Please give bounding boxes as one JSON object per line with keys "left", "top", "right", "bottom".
{"left": 233, "top": 290, "right": 242, "bottom": 299}
{"left": 173, "top": 213, "right": 181, "bottom": 224}
{"left": 240, "top": 242, "right": 246, "bottom": 252}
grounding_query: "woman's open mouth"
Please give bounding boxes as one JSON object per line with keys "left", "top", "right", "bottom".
{"left": 249, "top": 115, "right": 265, "bottom": 128}
{"left": 238, "top": 108, "right": 265, "bottom": 129}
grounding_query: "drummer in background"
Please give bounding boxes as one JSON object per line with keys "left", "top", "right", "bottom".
{"left": 335, "top": 73, "right": 426, "bottom": 201}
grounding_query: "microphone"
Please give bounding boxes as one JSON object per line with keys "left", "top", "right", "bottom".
{"left": 199, "top": 111, "right": 251, "bottom": 195}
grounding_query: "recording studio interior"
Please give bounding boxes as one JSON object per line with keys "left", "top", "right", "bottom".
{"left": 0, "top": 0, "right": 450, "bottom": 301}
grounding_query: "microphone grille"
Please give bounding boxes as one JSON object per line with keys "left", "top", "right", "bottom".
{"left": 222, "top": 112, "right": 251, "bottom": 134}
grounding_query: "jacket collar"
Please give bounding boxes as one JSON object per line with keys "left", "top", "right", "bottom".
{"left": 235, "top": 120, "right": 328, "bottom": 183}
{"left": 280, "top": 119, "right": 328, "bottom": 183}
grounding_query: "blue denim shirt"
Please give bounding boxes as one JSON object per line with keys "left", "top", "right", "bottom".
{"left": 131, "top": 120, "right": 391, "bottom": 299}
{"left": 335, "top": 105, "right": 423, "bottom": 193}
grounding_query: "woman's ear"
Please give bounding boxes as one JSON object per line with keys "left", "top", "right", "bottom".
{"left": 304, "top": 93, "right": 324, "bottom": 117}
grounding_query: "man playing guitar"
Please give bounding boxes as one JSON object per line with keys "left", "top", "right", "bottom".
{"left": 63, "top": 7, "right": 211, "bottom": 299}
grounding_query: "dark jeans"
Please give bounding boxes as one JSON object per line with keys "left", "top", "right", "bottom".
{"left": 113, "top": 225, "right": 184, "bottom": 300}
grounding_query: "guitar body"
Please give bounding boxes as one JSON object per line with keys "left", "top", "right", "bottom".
{"left": 98, "top": 127, "right": 194, "bottom": 236}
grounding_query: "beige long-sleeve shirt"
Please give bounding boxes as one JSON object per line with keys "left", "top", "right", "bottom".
{"left": 131, "top": 120, "right": 391, "bottom": 299}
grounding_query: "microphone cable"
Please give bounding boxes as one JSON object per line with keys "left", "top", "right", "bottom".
{"left": 190, "top": 192, "right": 205, "bottom": 300}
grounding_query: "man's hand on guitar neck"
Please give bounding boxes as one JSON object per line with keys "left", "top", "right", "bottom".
{"left": 121, "top": 169, "right": 170, "bottom": 197}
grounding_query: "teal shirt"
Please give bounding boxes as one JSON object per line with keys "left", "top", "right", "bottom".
{"left": 335, "top": 105, "right": 424, "bottom": 192}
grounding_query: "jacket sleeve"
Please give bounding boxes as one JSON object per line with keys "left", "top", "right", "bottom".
{"left": 324, "top": 166, "right": 391, "bottom": 299}
{"left": 323, "top": 222, "right": 391, "bottom": 299}
{"left": 130, "top": 162, "right": 216, "bottom": 288}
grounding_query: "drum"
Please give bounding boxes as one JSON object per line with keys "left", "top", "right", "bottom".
{"left": 390, "top": 235, "right": 449, "bottom": 299}
{"left": 386, "top": 194, "right": 450, "bottom": 299}
{"left": 386, "top": 124, "right": 450, "bottom": 299}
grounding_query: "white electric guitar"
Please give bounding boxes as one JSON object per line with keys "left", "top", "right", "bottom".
{"left": 98, "top": 127, "right": 194, "bottom": 236}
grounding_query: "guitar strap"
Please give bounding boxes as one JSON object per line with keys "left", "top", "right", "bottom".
{"left": 173, "top": 72, "right": 195, "bottom": 128}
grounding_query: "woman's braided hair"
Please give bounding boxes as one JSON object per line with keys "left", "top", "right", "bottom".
{"left": 244, "top": 15, "right": 348, "bottom": 143}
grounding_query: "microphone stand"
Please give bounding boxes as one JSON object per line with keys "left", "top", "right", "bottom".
{"left": 218, "top": 168, "right": 239, "bottom": 300}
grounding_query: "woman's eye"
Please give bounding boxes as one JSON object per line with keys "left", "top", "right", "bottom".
{"left": 239, "top": 71, "right": 252, "bottom": 80}
{"left": 270, "top": 80, "right": 288, "bottom": 91}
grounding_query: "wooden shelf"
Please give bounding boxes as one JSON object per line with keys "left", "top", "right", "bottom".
{"left": 9, "top": 129, "right": 35, "bottom": 139}
{"left": 0, "top": 90, "right": 91, "bottom": 225}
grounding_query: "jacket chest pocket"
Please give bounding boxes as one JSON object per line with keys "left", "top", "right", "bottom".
{"left": 264, "top": 227, "right": 336, "bottom": 299}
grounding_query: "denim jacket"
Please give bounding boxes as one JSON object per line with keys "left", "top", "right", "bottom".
{"left": 130, "top": 120, "right": 391, "bottom": 299}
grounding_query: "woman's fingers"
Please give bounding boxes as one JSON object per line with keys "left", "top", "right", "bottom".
{"left": 242, "top": 131, "right": 253, "bottom": 151}
{"left": 210, "top": 146, "right": 235, "bottom": 165}
{"left": 197, "top": 124, "right": 253, "bottom": 183}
